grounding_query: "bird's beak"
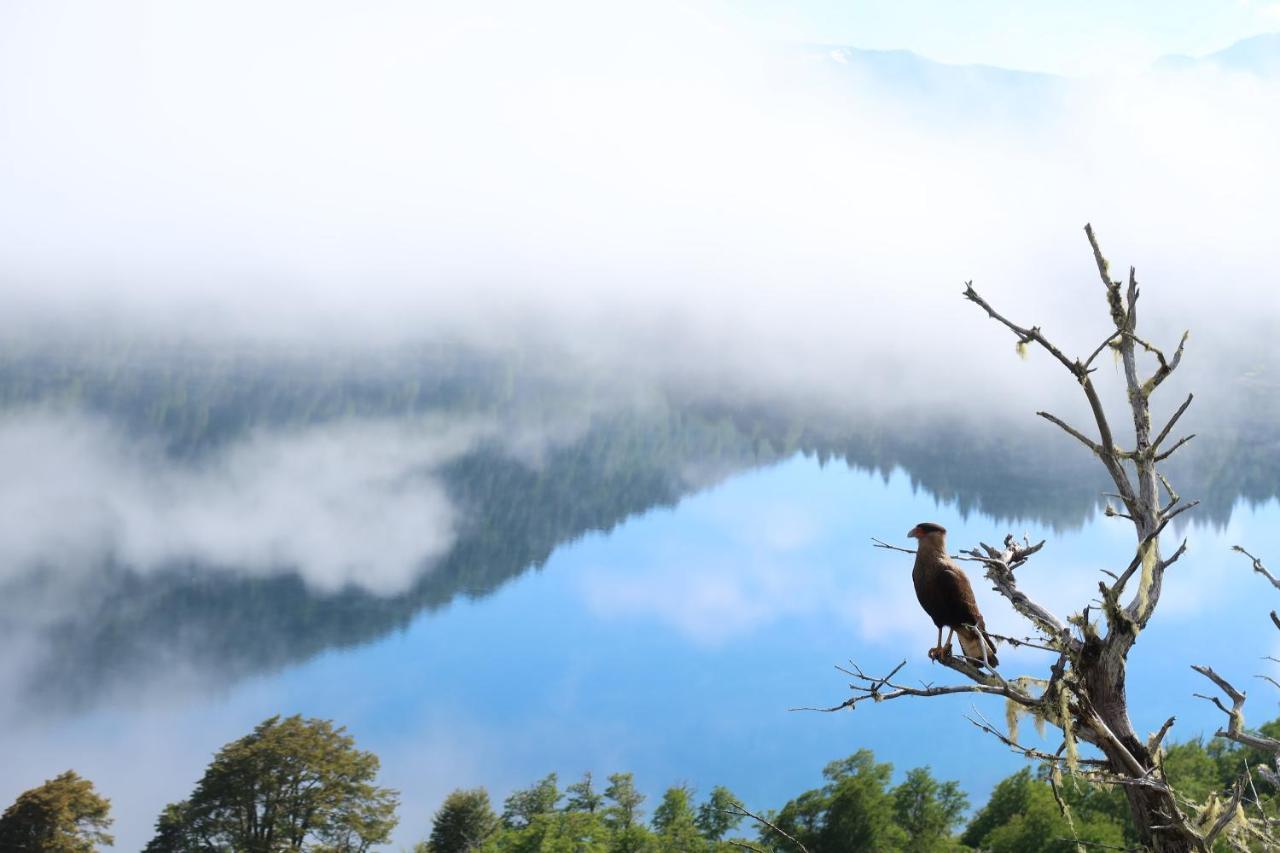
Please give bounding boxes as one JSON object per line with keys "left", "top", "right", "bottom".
{"left": 906, "top": 528, "right": 918, "bottom": 539}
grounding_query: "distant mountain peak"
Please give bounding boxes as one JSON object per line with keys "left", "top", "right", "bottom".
{"left": 1154, "top": 31, "right": 1280, "bottom": 76}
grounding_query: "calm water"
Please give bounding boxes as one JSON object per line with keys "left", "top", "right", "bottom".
{"left": 5, "top": 429, "right": 1279, "bottom": 850}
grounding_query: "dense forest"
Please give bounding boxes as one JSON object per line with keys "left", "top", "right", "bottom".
{"left": 4, "top": 711, "right": 1277, "bottom": 851}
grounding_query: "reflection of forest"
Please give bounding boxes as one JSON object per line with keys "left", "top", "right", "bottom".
{"left": 0, "top": 343, "right": 1274, "bottom": 706}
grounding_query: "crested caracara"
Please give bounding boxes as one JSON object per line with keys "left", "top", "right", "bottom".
{"left": 908, "top": 522, "right": 999, "bottom": 667}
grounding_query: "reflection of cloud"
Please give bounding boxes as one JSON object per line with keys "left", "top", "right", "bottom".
{"left": 0, "top": 409, "right": 534, "bottom": 595}
{"left": 582, "top": 559, "right": 807, "bottom": 646}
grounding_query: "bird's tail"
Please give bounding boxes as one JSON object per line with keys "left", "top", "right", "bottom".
{"left": 958, "top": 625, "right": 999, "bottom": 668}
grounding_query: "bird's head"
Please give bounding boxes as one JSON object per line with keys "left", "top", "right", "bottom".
{"left": 907, "top": 522, "right": 947, "bottom": 547}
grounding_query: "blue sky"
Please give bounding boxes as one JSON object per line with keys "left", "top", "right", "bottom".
{"left": 725, "top": 0, "right": 1280, "bottom": 74}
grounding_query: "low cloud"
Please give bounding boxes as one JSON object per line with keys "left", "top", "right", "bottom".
{"left": 0, "top": 2, "right": 1277, "bottom": 424}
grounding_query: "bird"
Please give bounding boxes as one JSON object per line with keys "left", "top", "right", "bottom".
{"left": 908, "top": 522, "right": 999, "bottom": 667}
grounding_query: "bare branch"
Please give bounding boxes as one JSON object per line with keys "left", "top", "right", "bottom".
{"left": 1233, "top": 546, "right": 1280, "bottom": 592}
{"left": 1156, "top": 471, "right": 1179, "bottom": 505}
{"left": 1255, "top": 674, "right": 1280, "bottom": 691}
{"left": 965, "top": 710, "right": 1109, "bottom": 767}
{"left": 1154, "top": 434, "right": 1196, "bottom": 463}
{"left": 1111, "top": 515, "right": 1177, "bottom": 599}
{"left": 721, "top": 804, "right": 811, "bottom": 853}
{"left": 1037, "top": 411, "right": 1104, "bottom": 455}
{"left": 870, "top": 538, "right": 917, "bottom": 556}
{"left": 792, "top": 658, "right": 1033, "bottom": 714}
{"left": 728, "top": 842, "right": 768, "bottom": 853}
{"left": 962, "top": 281, "right": 1080, "bottom": 376}
{"left": 984, "top": 631, "right": 1061, "bottom": 654}
{"left": 1085, "top": 223, "right": 1127, "bottom": 331}
{"left": 870, "top": 539, "right": 982, "bottom": 563}
{"left": 1191, "top": 665, "right": 1280, "bottom": 754}
{"left": 1148, "top": 716, "right": 1176, "bottom": 754}
{"left": 1147, "top": 331, "right": 1190, "bottom": 392}
{"left": 1083, "top": 329, "right": 1124, "bottom": 371}
{"left": 1161, "top": 502, "right": 1199, "bottom": 527}
{"left": 1153, "top": 393, "right": 1194, "bottom": 451}
{"left": 962, "top": 538, "right": 1076, "bottom": 650}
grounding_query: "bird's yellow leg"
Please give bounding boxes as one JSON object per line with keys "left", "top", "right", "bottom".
{"left": 941, "top": 628, "right": 955, "bottom": 659}
{"left": 928, "top": 625, "right": 944, "bottom": 660}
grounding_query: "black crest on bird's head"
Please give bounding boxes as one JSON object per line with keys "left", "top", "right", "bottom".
{"left": 907, "top": 522, "right": 947, "bottom": 539}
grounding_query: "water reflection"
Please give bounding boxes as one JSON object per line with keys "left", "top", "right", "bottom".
{"left": 5, "top": 453, "right": 1279, "bottom": 850}
{"left": 1, "top": 349, "right": 1278, "bottom": 714}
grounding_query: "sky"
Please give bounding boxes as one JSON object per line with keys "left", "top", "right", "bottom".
{"left": 728, "top": 0, "right": 1280, "bottom": 75}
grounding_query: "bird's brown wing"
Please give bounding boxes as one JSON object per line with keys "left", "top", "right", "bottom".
{"left": 936, "top": 562, "right": 999, "bottom": 665}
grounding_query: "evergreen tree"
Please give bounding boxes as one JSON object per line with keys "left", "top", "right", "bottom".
{"left": 565, "top": 772, "right": 605, "bottom": 814}
{"left": 651, "top": 786, "right": 704, "bottom": 852}
{"left": 604, "top": 773, "right": 649, "bottom": 853}
{"left": 421, "top": 788, "right": 498, "bottom": 853}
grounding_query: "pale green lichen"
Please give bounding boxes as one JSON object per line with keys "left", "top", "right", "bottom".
{"left": 1060, "top": 687, "right": 1078, "bottom": 774}
{"left": 1137, "top": 538, "right": 1157, "bottom": 616}
{"left": 1005, "top": 698, "right": 1021, "bottom": 744}
{"left": 1195, "top": 793, "right": 1222, "bottom": 832}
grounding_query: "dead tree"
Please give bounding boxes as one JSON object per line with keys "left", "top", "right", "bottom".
{"left": 811, "top": 225, "right": 1266, "bottom": 851}
{"left": 1191, "top": 548, "right": 1280, "bottom": 829}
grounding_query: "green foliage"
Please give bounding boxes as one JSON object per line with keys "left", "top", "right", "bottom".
{"left": 565, "top": 773, "right": 606, "bottom": 814}
{"left": 892, "top": 767, "right": 967, "bottom": 852}
{"left": 962, "top": 769, "right": 1127, "bottom": 853}
{"left": 651, "top": 786, "right": 704, "bottom": 852}
{"left": 763, "top": 751, "right": 909, "bottom": 852}
{"left": 490, "top": 811, "right": 612, "bottom": 853}
{"left": 144, "top": 714, "right": 398, "bottom": 852}
{"left": 694, "top": 786, "right": 742, "bottom": 842}
{"left": 421, "top": 789, "right": 499, "bottom": 853}
{"left": 603, "top": 773, "right": 646, "bottom": 834}
{"left": 603, "top": 774, "right": 649, "bottom": 853}
{"left": 503, "top": 775, "right": 562, "bottom": 830}
{"left": 0, "top": 770, "right": 113, "bottom": 852}
{"left": 142, "top": 802, "right": 197, "bottom": 853}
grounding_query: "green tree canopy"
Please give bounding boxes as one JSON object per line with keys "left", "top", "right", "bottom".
{"left": 502, "top": 774, "right": 561, "bottom": 830}
{"left": 764, "top": 751, "right": 907, "bottom": 853}
{"left": 962, "top": 768, "right": 1127, "bottom": 853}
{"left": 143, "top": 714, "right": 398, "bottom": 852}
{"left": 603, "top": 774, "right": 648, "bottom": 853}
{"left": 651, "top": 786, "right": 703, "bottom": 853}
{"left": 891, "top": 767, "right": 967, "bottom": 852}
{"left": 0, "top": 770, "right": 113, "bottom": 852}
{"left": 565, "top": 773, "right": 605, "bottom": 814}
{"left": 694, "top": 786, "right": 742, "bottom": 842}
{"left": 420, "top": 788, "right": 499, "bottom": 853}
